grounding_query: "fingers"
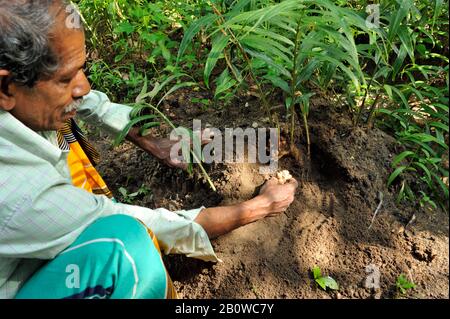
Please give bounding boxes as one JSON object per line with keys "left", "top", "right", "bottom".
{"left": 259, "top": 177, "right": 278, "bottom": 194}
{"left": 263, "top": 180, "right": 297, "bottom": 217}
{"left": 277, "top": 194, "right": 295, "bottom": 209}
{"left": 287, "top": 177, "right": 299, "bottom": 188}
{"left": 267, "top": 196, "right": 295, "bottom": 216}
{"left": 284, "top": 178, "right": 298, "bottom": 195}
{"left": 166, "top": 158, "right": 188, "bottom": 170}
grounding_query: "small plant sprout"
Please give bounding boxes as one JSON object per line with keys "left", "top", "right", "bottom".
{"left": 311, "top": 266, "right": 339, "bottom": 291}
{"left": 115, "top": 77, "right": 217, "bottom": 192}
{"left": 396, "top": 274, "right": 416, "bottom": 296}
{"left": 118, "top": 184, "right": 151, "bottom": 204}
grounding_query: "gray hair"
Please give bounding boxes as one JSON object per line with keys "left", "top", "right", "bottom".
{"left": 0, "top": 0, "right": 81, "bottom": 88}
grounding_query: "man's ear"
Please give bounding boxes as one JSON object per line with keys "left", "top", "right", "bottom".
{"left": 0, "top": 70, "right": 16, "bottom": 111}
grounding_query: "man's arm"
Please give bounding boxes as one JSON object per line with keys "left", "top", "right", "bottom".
{"left": 76, "top": 90, "right": 133, "bottom": 138}
{"left": 78, "top": 90, "right": 186, "bottom": 168}
{"left": 194, "top": 178, "right": 298, "bottom": 238}
{"left": 0, "top": 134, "right": 217, "bottom": 261}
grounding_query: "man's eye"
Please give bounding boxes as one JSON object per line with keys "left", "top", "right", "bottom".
{"left": 61, "top": 78, "right": 72, "bottom": 84}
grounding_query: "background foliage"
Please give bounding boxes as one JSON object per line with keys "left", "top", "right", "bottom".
{"left": 75, "top": 0, "right": 449, "bottom": 210}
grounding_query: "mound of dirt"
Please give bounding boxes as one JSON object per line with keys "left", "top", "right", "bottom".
{"left": 90, "top": 95, "right": 449, "bottom": 299}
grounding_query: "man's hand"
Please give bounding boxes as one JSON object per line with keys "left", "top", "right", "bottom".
{"left": 195, "top": 176, "right": 298, "bottom": 238}
{"left": 125, "top": 127, "right": 187, "bottom": 169}
{"left": 143, "top": 136, "right": 189, "bottom": 169}
{"left": 259, "top": 177, "right": 298, "bottom": 216}
{"left": 126, "top": 127, "right": 211, "bottom": 170}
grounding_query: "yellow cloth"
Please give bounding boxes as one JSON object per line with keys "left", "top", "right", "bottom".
{"left": 67, "top": 141, "right": 113, "bottom": 198}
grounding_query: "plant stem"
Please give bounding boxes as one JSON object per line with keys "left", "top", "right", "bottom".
{"left": 289, "top": 21, "right": 303, "bottom": 148}
{"left": 302, "top": 111, "right": 311, "bottom": 157}
{"left": 290, "top": 107, "right": 296, "bottom": 144}
{"left": 366, "top": 92, "right": 382, "bottom": 128}
{"left": 354, "top": 61, "right": 380, "bottom": 126}
{"left": 146, "top": 103, "right": 217, "bottom": 192}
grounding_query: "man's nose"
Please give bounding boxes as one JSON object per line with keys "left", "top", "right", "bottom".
{"left": 72, "top": 69, "right": 91, "bottom": 98}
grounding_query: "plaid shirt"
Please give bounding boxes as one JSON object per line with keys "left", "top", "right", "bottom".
{"left": 0, "top": 90, "right": 217, "bottom": 299}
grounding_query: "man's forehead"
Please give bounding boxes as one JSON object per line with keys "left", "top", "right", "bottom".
{"left": 51, "top": 31, "right": 86, "bottom": 75}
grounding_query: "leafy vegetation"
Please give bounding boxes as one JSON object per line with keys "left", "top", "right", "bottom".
{"left": 311, "top": 266, "right": 339, "bottom": 291}
{"left": 76, "top": 0, "right": 449, "bottom": 209}
{"left": 118, "top": 183, "right": 152, "bottom": 204}
{"left": 396, "top": 274, "right": 416, "bottom": 296}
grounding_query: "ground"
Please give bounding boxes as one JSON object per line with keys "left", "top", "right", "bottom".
{"left": 89, "top": 91, "right": 449, "bottom": 299}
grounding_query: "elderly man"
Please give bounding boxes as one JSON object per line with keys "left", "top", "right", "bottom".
{"left": 0, "top": 0, "right": 297, "bottom": 299}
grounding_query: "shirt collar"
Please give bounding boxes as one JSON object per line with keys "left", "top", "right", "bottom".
{"left": 0, "top": 110, "right": 63, "bottom": 165}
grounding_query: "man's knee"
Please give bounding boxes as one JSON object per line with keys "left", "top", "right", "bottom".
{"left": 72, "top": 214, "right": 150, "bottom": 248}
{"left": 17, "top": 214, "right": 168, "bottom": 299}
{"left": 65, "top": 214, "right": 161, "bottom": 271}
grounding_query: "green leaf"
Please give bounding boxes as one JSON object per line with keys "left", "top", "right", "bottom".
{"left": 397, "top": 274, "right": 416, "bottom": 294}
{"left": 157, "top": 82, "right": 197, "bottom": 106}
{"left": 387, "top": 0, "right": 413, "bottom": 42}
{"left": 397, "top": 25, "right": 414, "bottom": 63}
{"left": 315, "top": 277, "right": 327, "bottom": 290}
{"left": 408, "top": 133, "right": 448, "bottom": 150}
{"left": 309, "top": 52, "right": 362, "bottom": 92}
{"left": 114, "top": 114, "right": 159, "bottom": 146}
{"left": 229, "top": 0, "right": 252, "bottom": 14}
{"left": 403, "top": 138, "right": 437, "bottom": 157}
{"left": 158, "top": 40, "right": 171, "bottom": 62}
{"left": 430, "top": 122, "right": 449, "bottom": 133}
{"left": 431, "top": 171, "right": 449, "bottom": 198}
{"left": 137, "top": 76, "right": 148, "bottom": 100}
{"left": 129, "top": 103, "right": 150, "bottom": 118}
{"left": 413, "top": 162, "right": 432, "bottom": 184}
{"left": 314, "top": 271, "right": 339, "bottom": 291}
{"left": 320, "top": 63, "right": 337, "bottom": 89}
{"left": 240, "top": 34, "right": 293, "bottom": 66}
{"left": 221, "top": 0, "right": 300, "bottom": 33}
{"left": 296, "top": 59, "right": 321, "bottom": 86}
{"left": 214, "top": 69, "right": 237, "bottom": 98}
{"left": 114, "top": 22, "right": 135, "bottom": 34}
{"left": 384, "top": 84, "right": 409, "bottom": 109}
{"left": 204, "top": 34, "right": 230, "bottom": 88}
{"left": 285, "top": 97, "right": 292, "bottom": 109}
{"left": 177, "top": 14, "right": 218, "bottom": 64}
{"left": 322, "top": 276, "right": 339, "bottom": 290}
{"left": 118, "top": 187, "right": 128, "bottom": 197}
{"left": 228, "top": 25, "right": 295, "bottom": 47}
{"left": 392, "top": 151, "right": 416, "bottom": 167}
{"left": 432, "top": 0, "right": 444, "bottom": 30}
{"left": 298, "top": 93, "right": 314, "bottom": 116}
{"left": 264, "top": 74, "right": 290, "bottom": 94}
{"left": 244, "top": 48, "right": 292, "bottom": 78}
{"left": 312, "top": 266, "right": 321, "bottom": 280}
{"left": 392, "top": 44, "right": 408, "bottom": 79}
{"left": 388, "top": 166, "right": 407, "bottom": 187}
{"left": 136, "top": 73, "right": 191, "bottom": 103}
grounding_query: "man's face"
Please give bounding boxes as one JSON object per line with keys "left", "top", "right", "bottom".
{"left": 2, "top": 16, "right": 90, "bottom": 131}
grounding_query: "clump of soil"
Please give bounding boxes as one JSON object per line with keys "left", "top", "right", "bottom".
{"left": 90, "top": 93, "right": 449, "bottom": 299}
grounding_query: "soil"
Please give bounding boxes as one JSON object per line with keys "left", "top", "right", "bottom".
{"left": 89, "top": 91, "right": 449, "bottom": 299}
